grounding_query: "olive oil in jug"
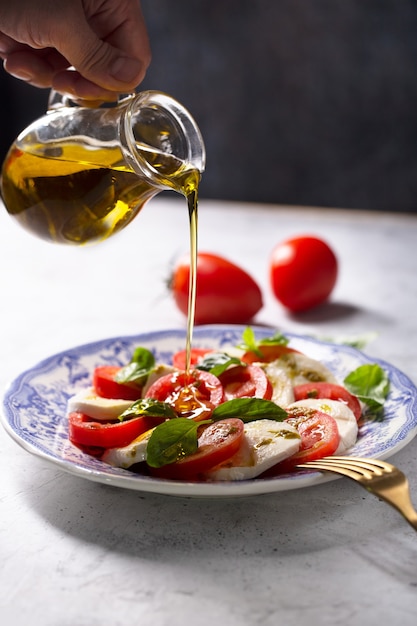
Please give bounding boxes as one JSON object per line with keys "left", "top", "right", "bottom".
{"left": 0, "top": 91, "right": 205, "bottom": 245}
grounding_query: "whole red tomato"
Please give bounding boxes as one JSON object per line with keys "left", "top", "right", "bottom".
{"left": 269, "top": 236, "right": 338, "bottom": 312}
{"left": 171, "top": 252, "right": 263, "bottom": 324}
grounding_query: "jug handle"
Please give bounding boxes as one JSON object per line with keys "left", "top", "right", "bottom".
{"left": 47, "top": 89, "right": 137, "bottom": 112}
{"left": 47, "top": 89, "right": 73, "bottom": 111}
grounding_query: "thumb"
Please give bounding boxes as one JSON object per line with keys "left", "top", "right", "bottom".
{"left": 59, "top": 29, "right": 148, "bottom": 92}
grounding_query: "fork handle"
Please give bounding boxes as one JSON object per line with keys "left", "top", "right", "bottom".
{"left": 375, "top": 486, "right": 417, "bottom": 531}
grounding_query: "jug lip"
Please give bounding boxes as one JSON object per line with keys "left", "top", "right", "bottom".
{"left": 120, "top": 90, "right": 206, "bottom": 188}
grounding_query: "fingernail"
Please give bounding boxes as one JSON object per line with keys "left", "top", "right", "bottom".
{"left": 110, "top": 57, "right": 142, "bottom": 84}
{"left": 8, "top": 68, "right": 33, "bottom": 81}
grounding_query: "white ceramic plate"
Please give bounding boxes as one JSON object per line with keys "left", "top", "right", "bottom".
{"left": 2, "top": 325, "right": 417, "bottom": 497}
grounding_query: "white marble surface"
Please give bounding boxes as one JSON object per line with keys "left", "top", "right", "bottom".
{"left": 1, "top": 196, "right": 417, "bottom": 625}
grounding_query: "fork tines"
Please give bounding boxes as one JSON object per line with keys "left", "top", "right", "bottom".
{"left": 301, "top": 455, "right": 393, "bottom": 472}
{"left": 296, "top": 455, "right": 396, "bottom": 481}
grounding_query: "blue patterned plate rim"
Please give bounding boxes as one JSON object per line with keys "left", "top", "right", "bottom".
{"left": 2, "top": 324, "right": 417, "bottom": 498}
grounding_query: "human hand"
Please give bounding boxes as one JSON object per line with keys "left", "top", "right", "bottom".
{"left": 0, "top": 0, "right": 151, "bottom": 102}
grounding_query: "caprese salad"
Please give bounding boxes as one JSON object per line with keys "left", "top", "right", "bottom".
{"left": 67, "top": 327, "right": 389, "bottom": 482}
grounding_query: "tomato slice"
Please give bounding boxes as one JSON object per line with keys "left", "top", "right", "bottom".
{"left": 144, "top": 370, "right": 224, "bottom": 420}
{"left": 68, "top": 411, "right": 159, "bottom": 449}
{"left": 172, "top": 348, "right": 213, "bottom": 370}
{"left": 262, "top": 409, "right": 340, "bottom": 475}
{"left": 219, "top": 364, "right": 272, "bottom": 400}
{"left": 241, "top": 344, "right": 299, "bottom": 364}
{"left": 149, "top": 418, "right": 245, "bottom": 480}
{"left": 93, "top": 365, "right": 143, "bottom": 401}
{"left": 293, "top": 382, "right": 362, "bottom": 421}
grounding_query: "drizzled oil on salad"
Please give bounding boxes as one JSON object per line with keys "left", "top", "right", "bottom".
{"left": 67, "top": 327, "right": 389, "bottom": 482}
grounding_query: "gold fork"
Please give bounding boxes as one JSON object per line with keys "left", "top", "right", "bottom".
{"left": 296, "top": 456, "right": 417, "bottom": 532}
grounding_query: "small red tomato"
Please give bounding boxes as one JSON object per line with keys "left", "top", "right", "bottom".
{"left": 269, "top": 236, "right": 338, "bottom": 312}
{"left": 171, "top": 252, "right": 263, "bottom": 324}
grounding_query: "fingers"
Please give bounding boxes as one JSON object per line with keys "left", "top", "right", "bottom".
{"left": 51, "top": 33, "right": 149, "bottom": 102}
{"left": 3, "top": 40, "right": 148, "bottom": 102}
{"left": 3, "top": 48, "right": 69, "bottom": 88}
{"left": 52, "top": 69, "right": 126, "bottom": 103}
{"left": 57, "top": 39, "right": 148, "bottom": 93}
{"left": 0, "top": 32, "right": 20, "bottom": 56}
{"left": 0, "top": 0, "right": 151, "bottom": 101}
{"left": 50, "top": 2, "right": 151, "bottom": 97}
{"left": 2, "top": 40, "right": 149, "bottom": 101}
{"left": 52, "top": 15, "right": 152, "bottom": 103}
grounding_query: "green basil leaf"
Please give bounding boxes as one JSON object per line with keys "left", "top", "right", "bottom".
{"left": 115, "top": 347, "right": 155, "bottom": 384}
{"left": 118, "top": 398, "right": 177, "bottom": 422}
{"left": 258, "top": 332, "right": 289, "bottom": 347}
{"left": 212, "top": 398, "right": 287, "bottom": 423}
{"left": 343, "top": 364, "right": 389, "bottom": 412}
{"left": 236, "top": 326, "right": 289, "bottom": 355}
{"left": 235, "top": 326, "right": 259, "bottom": 354}
{"left": 196, "top": 352, "right": 244, "bottom": 376}
{"left": 146, "top": 418, "right": 211, "bottom": 468}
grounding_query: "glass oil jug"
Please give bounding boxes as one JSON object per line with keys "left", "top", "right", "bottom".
{"left": 0, "top": 90, "right": 205, "bottom": 245}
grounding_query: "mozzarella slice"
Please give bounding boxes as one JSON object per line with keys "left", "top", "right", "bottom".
{"left": 67, "top": 387, "right": 134, "bottom": 420}
{"left": 262, "top": 362, "right": 294, "bottom": 407}
{"left": 288, "top": 398, "right": 358, "bottom": 454}
{"left": 223, "top": 346, "right": 246, "bottom": 359}
{"left": 256, "top": 352, "right": 337, "bottom": 409}
{"left": 275, "top": 352, "right": 338, "bottom": 386}
{"left": 102, "top": 429, "right": 154, "bottom": 468}
{"left": 207, "top": 420, "right": 301, "bottom": 481}
{"left": 141, "top": 363, "right": 177, "bottom": 396}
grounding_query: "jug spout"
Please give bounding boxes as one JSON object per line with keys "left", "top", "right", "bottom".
{"left": 0, "top": 90, "right": 205, "bottom": 245}
{"left": 120, "top": 91, "right": 205, "bottom": 191}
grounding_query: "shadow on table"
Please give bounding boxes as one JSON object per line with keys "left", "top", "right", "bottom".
{"left": 20, "top": 452, "right": 415, "bottom": 563}
{"left": 289, "top": 301, "right": 362, "bottom": 323}
{"left": 257, "top": 300, "right": 393, "bottom": 333}
{"left": 16, "top": 447, "right": 417, "bottom": 612}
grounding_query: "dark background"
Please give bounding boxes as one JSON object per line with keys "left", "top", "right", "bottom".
{"left": 1, "top": 0, "right": 417, "bottom": 211}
